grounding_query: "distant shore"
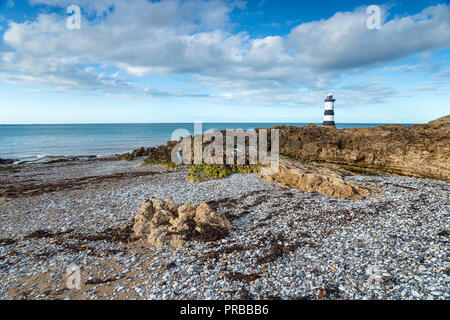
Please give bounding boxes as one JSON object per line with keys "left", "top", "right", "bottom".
{"left": 0, "top": 122, "right": 413, "bottom": 163}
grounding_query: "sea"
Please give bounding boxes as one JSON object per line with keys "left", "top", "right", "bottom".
{"left": 0, "top": 123, "right": 410, "bottom": 163}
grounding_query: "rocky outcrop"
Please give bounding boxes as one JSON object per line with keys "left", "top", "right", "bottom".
{"left": 260, "top": 158, "right": 377, "bottom": 200}
{"left": 133, "top": 198, "right": 232, "bottom": 249}
{"left": 0, "top": 158, "right": 14, "bottom": 165}
{"left": 428, "top": 115, "right": 450, "bottom": 127}
{"left": 120, "top": 141, "right": 178, "bottom": 162}
{"left": 270, "top": 118, "right": 449, "bottom": 182}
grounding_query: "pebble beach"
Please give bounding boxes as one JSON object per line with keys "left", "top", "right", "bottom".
{"left": 0, "top": 158, "right": 449, "bottom": 300}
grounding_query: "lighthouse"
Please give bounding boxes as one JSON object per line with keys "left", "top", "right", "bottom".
{"left": 322, "top": 92, "right": 336, "bottom": 128}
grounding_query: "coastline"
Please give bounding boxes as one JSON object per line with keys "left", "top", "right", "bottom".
{"left": 0, "top": 122, "right": 413, "bottom": 164}
{"left": 0, "top": 156, "right": 449, "bottom": 300}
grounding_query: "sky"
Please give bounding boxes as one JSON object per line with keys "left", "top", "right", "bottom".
{"left": 0, "top": 0, "right": 449, "bottom": 124}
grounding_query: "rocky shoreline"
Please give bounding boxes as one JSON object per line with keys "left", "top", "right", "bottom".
{"left": 0, "top": 119, "right": 449, "bottom": 300}
{"left": 0, "top": 156, "right": 448, "bottom": 300}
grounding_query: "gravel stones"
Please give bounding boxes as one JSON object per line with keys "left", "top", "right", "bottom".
{"left": 0, "top": 158, "right": 448, "bottom": 300}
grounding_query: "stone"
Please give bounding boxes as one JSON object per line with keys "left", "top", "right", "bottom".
{"left": 260, "top": 157, "right": 376, "bottom": 200}
{"left": 428, "top": 115, "right": 450, "bottom": 127}
{"left": 170, "top": 235, "right": 186, "bottom": 249}
{"left": 268, "top": 118, "right": 449, "bottom": 182}
{"left": 0, "top": 158, "right": 14, "bottom": 165}
{"left": 151, "top": 209, "right": 170, "bottom": 227}
{"left": 133, "top": 198, "right": 232, "bottom": 249}
{"left": 164, "top": 199, "right": 178, "bottom": 214}
{"left": 411, "top": 289, "right": 422, "bottom": 298}
{"left": 178, "top": 204, "right": 196, "bottom": 221}
{"left": 132, "top": 199, "right": 155, "bottom": 237}
{"left": 195, "top": 202, "right": 212, "bottom": 217}
{"left": 169, "top": 217, "right": 190, "bottom": 232}
{"left": 147, "top": 227, "right": 171, "bottom": 248}
{"left": 195, "top": 203, "right": 233, "bottom": 229}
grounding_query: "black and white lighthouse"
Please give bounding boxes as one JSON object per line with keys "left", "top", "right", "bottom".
{"left": 322, "top": 92, "right": 336, "bottom": 128}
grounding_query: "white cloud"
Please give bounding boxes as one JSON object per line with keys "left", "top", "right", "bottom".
{"left": 382, "top": 64, "right": 422, "bottom": 72}
{"left": 409, "top": 86, "right": 438, "bottom": 92}
{"left": 1, "top": 0, "right": 449, "bottom": 106}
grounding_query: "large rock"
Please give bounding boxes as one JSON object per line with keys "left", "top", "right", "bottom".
{"left": 132, "top": 198, "right": 177, "bottom": 236}
{"left": 132, "top": 198, "right": 232, "bottom": 249}
{"left": 120, "top": 141, "right": 179, "bottom": 162}
{"left": 428, "top": 115, "right": 450, "bottom": 128}
{"left": 0, "top": 158, "right": 14, "bottom": 165}
{"left": 261, "top": 158, "right": 376, "bottom": 200}
{"left": 132, "top": 199, "right": 155, "bottom": 237}
{"left": 268, "top": 118, "right": 449, "bottom": 182}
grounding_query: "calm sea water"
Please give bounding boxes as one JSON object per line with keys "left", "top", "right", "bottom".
{"left": 0, "top": 123, "right": 407, "bottom": 161}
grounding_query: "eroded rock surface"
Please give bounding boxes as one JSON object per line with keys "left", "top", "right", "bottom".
{"left": 133, "top": 198, "right": 232, "bottom": 249}
{"left": 260, "top": 158, "right": 377, "bottom": 200}
{"left": 272, "top": 118, "right": 449, "bottom": 182}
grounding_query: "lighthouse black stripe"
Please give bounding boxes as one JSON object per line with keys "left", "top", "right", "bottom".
{"left": 324, "top": 110, "right": 334, "bottom": 115}
{"left": 322, "top": 121, "right": 335, "bottom": 126}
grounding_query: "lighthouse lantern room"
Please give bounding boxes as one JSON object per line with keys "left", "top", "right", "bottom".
{"left": 322, "top": 93, "right": 336, "bottom": 128}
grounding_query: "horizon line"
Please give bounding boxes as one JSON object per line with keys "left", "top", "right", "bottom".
{"left": 0, "top": 121, "right": 419, "bottom": 125}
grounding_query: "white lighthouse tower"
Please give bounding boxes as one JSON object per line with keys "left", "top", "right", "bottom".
{"left": 322, "top": 92, "right": 336, "bottom": 128}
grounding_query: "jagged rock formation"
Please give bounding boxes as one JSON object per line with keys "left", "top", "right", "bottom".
{"left": 133, "top": 198, "right": 232, "bottom": 249}
{"left": 122, "top": 116, "right": 449, "bottom": 198}
{"left": 120, "top": 141, "right": 178, "bottom": 162}
{"left": 271, "top": 118, "right": 449, "bottom": 182}
{"left": 260, "top": 158, "right": 377, "bottom": 200}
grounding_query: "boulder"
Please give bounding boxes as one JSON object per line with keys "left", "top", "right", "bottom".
{"left": 147, "top": 227, "right": 171, "bottom": 248}
{"left": 177, "top": 203, "right": 196, "bottom": 221}
{"left": 132, "top": 198, "right": 177, "bottom": 237}
{"left": 195, "top": 203, "right": 233, "bottom": 229}
{"left": 164, "top": 199, "right": 178, "bottom": 213}
{"left": 133, "top": 198, "right": 232, "bottom": 249}
{"left": 132, "top": 199, "right": 155, "bottom": 237}
{"left": 260, "top": 158, "right": 377, "bottom": 200}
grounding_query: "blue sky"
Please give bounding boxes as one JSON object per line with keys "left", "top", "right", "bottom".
{"left": 0, "top": 0, "right": 449, "bottom": 124}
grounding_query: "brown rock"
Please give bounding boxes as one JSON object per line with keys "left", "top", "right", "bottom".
{"left": 164, "top": 199, "right": 178, "bottom": 214}
{"left": 195, "top": 203, "right": 233, "bottom": 229}
{"left": 151, "top": 209, "right": 171, "bottom": 227}
{"left": 132, "top": 199, "right": 155, "bottom": 237}
{"left": 195, "top": 202, "right": 212, "bottom": 217}
{"left": 169, "top": 217, "right": 190, "bottom": 232}
{"left": 169, "top": 235, "right": 186, "bottom": 249}
{"left": 133, "top": 198, "right": 177, "bottom": 237}
{"left": 178, "top": 204, "right": 196, "bottom": 221}
{"left": 0, "top": 158, "right": 14, "bottom": 165}
{"left": 147, "top": 227, "right": 171, "bottom": 248}
{"left": 260, "top": 158, "right": 375, "bottom": 200}
{"left": 267, "top": 118, "right": 449, "bottom": 182}
{"left": 133, "top": 198, "right": 232, "bottom": 249}
{"left": 195, "top": 223, "right": 229, "bottom": 242}
{"left": 428, "top": 115, "right": 450, "bottom": 127}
